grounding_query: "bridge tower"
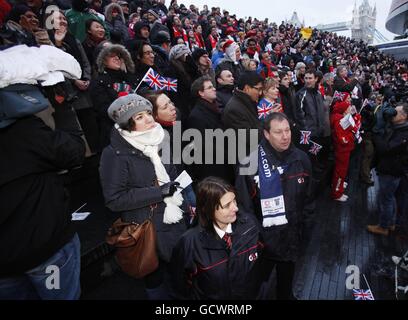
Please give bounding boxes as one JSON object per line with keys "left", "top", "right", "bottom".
{"left": 351, "top": 0, "right": 377, "bottom": 44}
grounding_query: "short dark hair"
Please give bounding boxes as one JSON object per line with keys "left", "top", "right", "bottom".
{"left": 196, "top": 177, "right": 236, "bottom": 232}
{"left": 85, "top": 18, "right": 103, "bottom": 32}
{"left": 237, "top": 71, "right": 264, "bottom": 90}
{"left": 191, "top": 75, "right": 214, "bottom": 98}
{"left": 305, "top": 69, "right": 318, "bottom": 78}
{"left": 121, "top": 117, "right": 136, "bottom": 132}
{"left": 263, "top": 112, "right": 290, "bottom": 132}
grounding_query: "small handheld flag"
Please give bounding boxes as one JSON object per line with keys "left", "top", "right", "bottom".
{"left": 159, "top": 76, "right": 178, "bottom": 92}
{"left": 352, "top": 289, "right": 375, "bottom": 301}
{"left": 309, "top": 141, "right": 322, "bottom": 156}
{"left": 135, "top": 68, "right": 178, "bottom": 93}
{"left": 142, "top": 68, "right": 163, "bottom": 90}
{"left": 257, "top": 98, "right": 274, "bottom": 120}
{"left": 300, "top": 131, "right": 312, "bottom": 145}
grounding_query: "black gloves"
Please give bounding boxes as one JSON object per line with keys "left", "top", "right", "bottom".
{"left": 160, "top": 182, "right": 180, "bottom": 198}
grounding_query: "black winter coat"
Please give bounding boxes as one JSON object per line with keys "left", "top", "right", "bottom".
{"left": 90, "top": 69, "right": 140, "bottom": 149}
{"left": 186, "top": 98, "right": 234, "bottom": 183}
{"left": 295, "top": 87, "right": 326, "bottom": 138}
{"left": 279, "top": 84, "right": 301, "bottom": 125}
{"left": 333, "top": 76, "right": 359, "bottom": 94}
{"left": 223, "top": 90, "right": 263, "bottom": 159}
{"left": 0, "top": 116, "right": 85, "bottom": 277}
{"left": 169, "top": 214, "right": 265, "bottom": 300}
{"left": 235, "top": 140, "right": 313, "bottom": 262}
{"left": 216, "top": 85, "right": 234, "bottom": 110}
{"left": 99, "top": 128, "right": 187, "bottom": 262}
{"left": 375, "top": 122, "right": 408, "bottom": 177}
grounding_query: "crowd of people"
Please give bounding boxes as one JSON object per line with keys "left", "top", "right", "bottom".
{"left": 1, "top": 0, "right": 408, "bottom": 300}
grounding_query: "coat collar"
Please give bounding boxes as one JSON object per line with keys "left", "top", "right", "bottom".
{"left": 199, "top": 215, "right": 253, "bottom": 250}
{"left": 109, "top": 128, "right": 145, "bottom": 157}
{"left": 233, "top": 89, "right": 257, "bottom": 110}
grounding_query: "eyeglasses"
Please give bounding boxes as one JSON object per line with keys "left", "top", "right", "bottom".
{"left": 203, "top": 85, "right": 216, "bottom": 91}
{"left": 251, "top": 86, "right": 263, "bottom": 92}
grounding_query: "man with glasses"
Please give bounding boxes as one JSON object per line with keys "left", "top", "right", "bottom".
{"left": 223, "top": 71, "right": 264, "bottom": 160}
{"left": 186, "top": 76, "right": 234, "bottom": 183}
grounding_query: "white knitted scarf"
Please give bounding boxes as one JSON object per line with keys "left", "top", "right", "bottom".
{"left": 116, "top": 124, "right": 184, "bottom": 224}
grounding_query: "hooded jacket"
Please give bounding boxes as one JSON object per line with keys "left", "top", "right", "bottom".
{"left": 90, "top": 44, "right": 139, "bottom": 148}
{"left": 104, "top": 3, "right": 130, "bottom": 43}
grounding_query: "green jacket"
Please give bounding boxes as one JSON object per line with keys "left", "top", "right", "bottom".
{"left": 65, "top": 9, "right": 109, "bottom": 42}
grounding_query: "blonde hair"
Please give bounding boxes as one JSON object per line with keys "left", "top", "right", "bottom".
{"left": 263, "top": 77, "right": 279, "bottom": 92}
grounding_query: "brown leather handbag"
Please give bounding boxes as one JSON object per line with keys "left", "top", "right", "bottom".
{"left": 106, "top": 205, "right": 159, "bottom": 279}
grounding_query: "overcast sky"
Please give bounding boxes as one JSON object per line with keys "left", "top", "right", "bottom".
{"left": 178, "top": 0, "right": 396, "bottom": 43}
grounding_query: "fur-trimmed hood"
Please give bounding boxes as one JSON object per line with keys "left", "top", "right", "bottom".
{"left": 104, "top": 3, "right": 126, "bottom": 24}
{"left": 96, "top": 44, "right": 135, "bottom": 74}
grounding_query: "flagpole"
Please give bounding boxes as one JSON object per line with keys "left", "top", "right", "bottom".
{"left": 133, "top": 68, "right": 153, "bottom": 94}
{"left": 133, "top": 79, "right": 144, "bottom": 94}
{"left": 363, "top": 274, "right": 375, "bottom": 300}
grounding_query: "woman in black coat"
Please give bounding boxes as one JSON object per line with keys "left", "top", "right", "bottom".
{"left": 99, "top": 94, "right": 187, "bottom": 299}
{"left": 90, "top": 43, "right": 140, "bottom": 149}
{"left": 169, "top": 177, "right": 266, "bottom": 300}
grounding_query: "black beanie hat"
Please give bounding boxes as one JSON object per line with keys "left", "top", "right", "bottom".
{"left": 192, "top": 48, "right": 208, "bottom": 62}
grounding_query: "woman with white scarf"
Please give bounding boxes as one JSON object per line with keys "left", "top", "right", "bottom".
{"left": 99, "top": 93, "right": 187, "bottom": 300}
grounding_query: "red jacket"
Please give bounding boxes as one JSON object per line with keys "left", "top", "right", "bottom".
{"left": 330, "top": 101, "right": 361, "bottom": 152}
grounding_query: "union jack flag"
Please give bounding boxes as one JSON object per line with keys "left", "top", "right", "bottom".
{"left": 333, "top": 91, "right": 346, "bottom": 101}
{"left": 257, "top": 98, "right": 273, "bottom": 120}
{"left": 142, "top": 68, "right": 163, "bottom": 90}
{"left": 309, "top": 141, "right": 322, "bottom": 156}
{"left": 352, "top": 289, "right": 375, "bottom": 301}
{"left": 300, "top": 131, "right": 312, "bottom": 145}
{"left": 159, "top": 76, "right": 178, "bottom": 92}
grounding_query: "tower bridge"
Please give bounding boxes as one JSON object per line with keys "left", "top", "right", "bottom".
{"left": 314, "top": 0, "right": 388, "bottom": 44}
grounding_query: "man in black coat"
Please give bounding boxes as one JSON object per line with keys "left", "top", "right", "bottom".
{"left": 236, "top": 112, "right": 313, "bottom": 300}
{"left": 223, "top": 71, "right": 264, "bottom": 162}
{"left": 368, "top": 103, "right": 408, "bottom": 236}
{"left": 0, "top": 102, "right": 85, "bottom": 299}
{"left": 215, "top": 69, "right": 234, "bottom": 110}
{"left": 186, "top": 76, "right": 234, "bottom": 184}
{"left": 295, "top": 69, "right": 327, "bottom": 201}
